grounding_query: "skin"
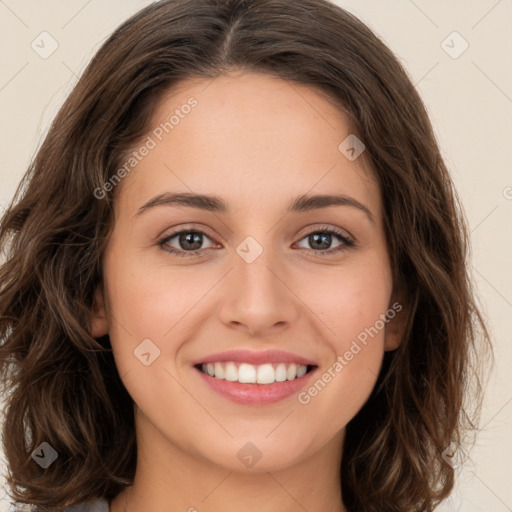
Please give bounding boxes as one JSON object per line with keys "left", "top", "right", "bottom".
{"left": 91, "top": 71, "right": 405, "bottom": 512}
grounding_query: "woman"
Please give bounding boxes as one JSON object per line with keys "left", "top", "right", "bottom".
{"left": 0, "top": 1, "right": 491, "bottom": 511}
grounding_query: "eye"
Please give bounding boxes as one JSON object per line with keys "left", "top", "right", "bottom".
{"left": 158, "top": 229, "right": 216, "bottom": 257}
{"left": 295, "top": 226, "right": 354, "bottom": 256}
{"left": 158, "top": 225, "right": 355, "bottom": 258}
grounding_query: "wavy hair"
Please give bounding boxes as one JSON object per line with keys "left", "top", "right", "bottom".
{"left": 0, "top": 0, "right": 492, "bottom": 510}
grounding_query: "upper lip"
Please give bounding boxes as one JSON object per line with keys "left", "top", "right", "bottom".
{"left": 192, "top": 349, "right": 317, "bottom": 367}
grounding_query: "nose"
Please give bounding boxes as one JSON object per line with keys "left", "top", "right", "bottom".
{"left": 218, "top": 241, "right": 300, "bottom": 337}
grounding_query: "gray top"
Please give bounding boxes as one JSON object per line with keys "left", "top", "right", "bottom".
{"left": 64, "top": 498, "right": 110, "bottom": 512}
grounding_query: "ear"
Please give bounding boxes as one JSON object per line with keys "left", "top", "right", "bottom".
{"left": 383, "top": 289, "right": 408, "bottom": 352}
{"left": 90, "top": 285, "right": 109, "bottom": 338}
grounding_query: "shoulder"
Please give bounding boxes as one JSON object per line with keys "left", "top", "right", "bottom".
{"left": 63, "top": 498, "right": 109, "bottom": 512}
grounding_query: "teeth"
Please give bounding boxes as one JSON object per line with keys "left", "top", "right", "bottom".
{"left": 214, "top": 362, "right": 225, "bottom": 379}
{"left": 239, "top": 363, "right": 257, "bottom": 383}
{"left": 275, "top": 363, "right": 288, "bottom": 382}
{"left": 225, "top": 362, "right": 238, "bottom": 382}
{"left": 199, "top": 361, "right": 310, "bottom": 384}
{"left": 287, "top": 363, "right": 297, "bottom": 380}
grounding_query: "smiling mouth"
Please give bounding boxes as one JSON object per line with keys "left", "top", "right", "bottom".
{"left": 194, "top": 361, "right": 317, "bottom": 385}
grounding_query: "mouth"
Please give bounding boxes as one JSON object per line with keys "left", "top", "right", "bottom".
{"left": 192, "top": 357, "right": 319, "bottom": 405}
{"left": 193, "top": 361, "right": 317, "bottom": 385}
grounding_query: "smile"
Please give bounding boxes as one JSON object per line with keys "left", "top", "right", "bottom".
{"left": 193, "top": 362, "right": 318, "bottom": 405}
{"left": 196, "top": 361, "right": 316, "bottom": 384}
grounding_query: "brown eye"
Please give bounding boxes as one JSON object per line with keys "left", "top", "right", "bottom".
{"left": 158, "top": 230, "right": 215, "bottom": 257}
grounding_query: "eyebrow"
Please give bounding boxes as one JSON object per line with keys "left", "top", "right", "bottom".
{"left": 134, "top": 192, "right": 374, "bottom": 223}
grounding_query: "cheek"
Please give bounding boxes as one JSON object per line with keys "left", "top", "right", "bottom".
{"left": 294, "top": 253, "right": 392, "bottom": 347}
{"left": 102, "top": 249, "right": 217, "bottom": 371}
{"left": 293, "top": 257, "right": 392, "bottom": 416}
{"left": 102, "top": 256, "right": 205, "bottom": 423}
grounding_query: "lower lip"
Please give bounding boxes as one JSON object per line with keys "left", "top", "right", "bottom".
{"left": 193, "top": 366, "right": 317, "bottom": 405}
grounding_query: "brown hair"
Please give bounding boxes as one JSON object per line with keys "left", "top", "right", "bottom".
{"left": 0, "top": 0, "right": 492, "bottom": 510}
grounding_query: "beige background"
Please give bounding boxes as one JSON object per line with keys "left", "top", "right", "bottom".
{"left": 0, "top": 1, "right": 511, "bottom": 510}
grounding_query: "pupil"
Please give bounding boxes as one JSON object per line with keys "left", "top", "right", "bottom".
{"left": 181, "top": 232, "right": 202, "bottom": 250}
{"left": 311, "top": 233, "right": 330, "bottom": 250}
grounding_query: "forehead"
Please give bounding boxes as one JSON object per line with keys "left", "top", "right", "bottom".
{"left": 115, "top": 71, "right": 379, "bottom": 221}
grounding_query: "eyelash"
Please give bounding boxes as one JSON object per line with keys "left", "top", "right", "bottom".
{"left": 157, "top": 225, "right": 355, "bottom": 258}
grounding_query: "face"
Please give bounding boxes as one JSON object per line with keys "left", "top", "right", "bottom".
{"left": 92, "top": 71, "right": 403, "bottom": 473}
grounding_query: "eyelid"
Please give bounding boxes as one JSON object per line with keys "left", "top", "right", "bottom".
{"left": 297, "top": 223, "right": 354, "bottom": 242}
{"left": 156, "top": 223, "right": 218, "bottom": 243}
